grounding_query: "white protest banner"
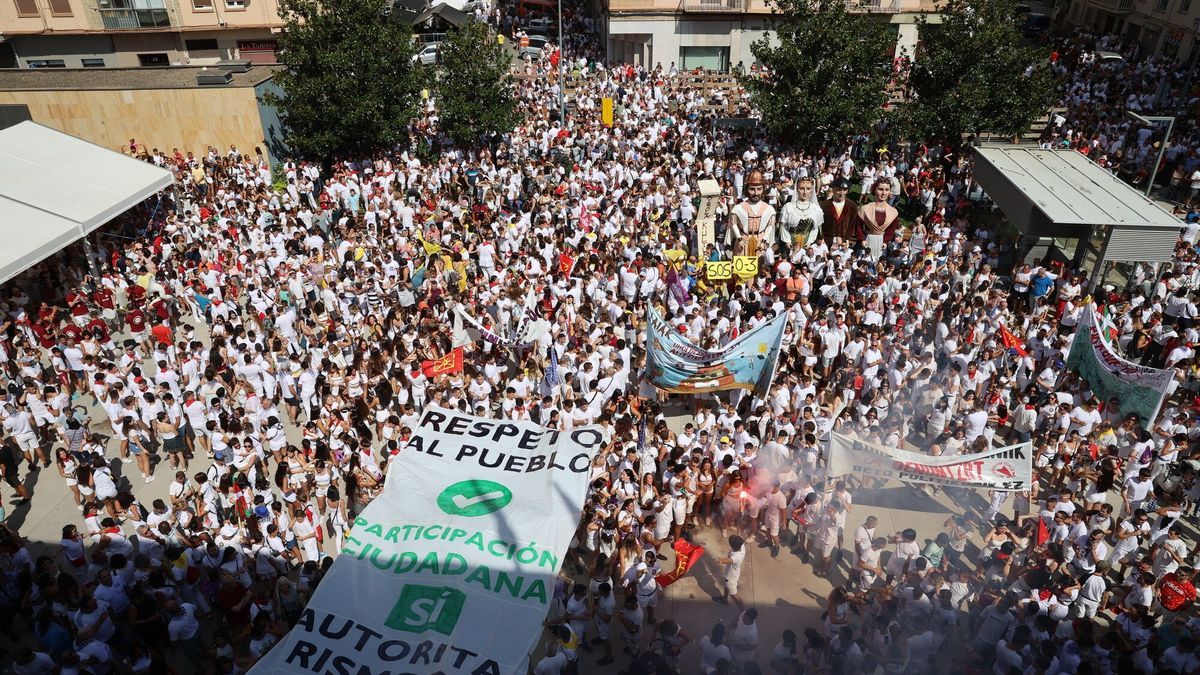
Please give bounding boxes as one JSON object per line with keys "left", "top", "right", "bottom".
{"left": 827, "top": 432, "right": 1032, "bottom": 491}
{"left": 455, "top": 290, "right": 550, "bottom": 349}
{"left": 251, "top": 408, "right": 610, "bottom": 675}
{"left": 1065, "top": 303, "right": 1173, "bottom": 427}
{"left": 696, "top": 179, "right": 721, "bottom": 252}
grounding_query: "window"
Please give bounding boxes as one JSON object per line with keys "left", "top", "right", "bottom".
{"left": 225, "top": 0, "right": 246, "bottom": 8}
{"left": 137, "top": 52, "right": 169, "bottom": 66}
{"left": 13, "top": 0, "right": 38, "bottom": 16}
{"left": 26, "top": 59, "right": 66, "bottom": 68}
{"left": 81, "top": 58, "right": 106, "bottom": 67}
{"left": 47, "top": 0, "right": 71, "bottom": 15}
{"left": 1180, "top": 0, "right": 1192, "bottom": 12}
{"left": 185, "top": 38, "right": 219, "bottom": 51}
{"left": 1155, "top": 0, "right": 1168, "bottom": 10}
{"left": 192, "top": 0, "right": 212, "bottom": 10}
{"left": 680, "top": 46, "right": 730, "bottom": 73}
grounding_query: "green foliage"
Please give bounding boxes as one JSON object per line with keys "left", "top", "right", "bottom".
{"left": 898, "top": 0, "right": 1060, "bottom": 141}
{"left": 270, "top": 163, "right": 287, "bottom": 192}
{"left": 742, "top": 0, "right": 893, "bottom": 149}
{"left": 434, "top": 22, "right": 520, "bottom": 148}
{"left": 262, "top": 0, "right": 425, "bottom": 162}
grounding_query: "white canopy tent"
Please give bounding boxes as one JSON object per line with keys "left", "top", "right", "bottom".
{"left": 0, "top": 121, "right": 174, "bottom": 285}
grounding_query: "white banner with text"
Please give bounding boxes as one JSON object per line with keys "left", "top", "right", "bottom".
{"left": 251, "top": 407, "right": 609, "bottom": 675}
{"left": 827, "top": 433, "right": 1033, "bottom": 491}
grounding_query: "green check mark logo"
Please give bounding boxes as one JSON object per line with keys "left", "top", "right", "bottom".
{"left": 436, "top": 479, "right": 513, "bottom": 516}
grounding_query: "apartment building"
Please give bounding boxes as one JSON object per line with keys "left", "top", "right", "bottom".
{"left": 600, "top": 0, "right": 939, "bottom": 72}
{"left": 0, "top": 0, "right": 284, "bottom": 69}
{"left": 1067, "top": 0, "right": 1200, "bottom": 65}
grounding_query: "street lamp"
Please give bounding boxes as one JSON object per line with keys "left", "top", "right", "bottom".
{"left": 557, "top": 0, "right": 565, "bottom": 124}
{"left": 1125, "top": 110, "right": 1175, "bottom": 198}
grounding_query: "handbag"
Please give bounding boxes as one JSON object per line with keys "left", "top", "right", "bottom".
{"left": 397, "top": 288, "right": 416, "bottom": 308}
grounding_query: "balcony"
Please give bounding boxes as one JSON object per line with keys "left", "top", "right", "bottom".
{"left": 1091, "top": 0, "right": 1134, "bottom": 12}
{"left": 851, "top": 0, "right": 902, "bottom": 11}
{"left": 682, "top": 0, "right": 744, "bottom": 11}
{"left": 98, "top": 7, "right": 171, "bottom": 28}
{"left": 609, "top": 0, "right": 926, "bottom": 12}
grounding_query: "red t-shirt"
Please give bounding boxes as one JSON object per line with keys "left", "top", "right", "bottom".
{"left": 127, "top": 285, "right": 146, "bottom": 307}
{"left": 127, "top": 310, "right": 146, "bottom": 333}
{"left": 61, "top": 324, "right": 83, "bottom": 343}
{"left": 217, "top": 584, "right": 251, "bottom": 626}
{"left": 1160, "top": 573, "right": 1197, "bottom": 612}
{"left": 86, "top": 318, "right": 110, "bottom": 342}
{"left": 93, "top": 289, "right": 115, "bottom": 310}
{"left": 30, "top": 322, "right": 56, "bottom": 349}
{"left": 151, "top": 324, "right": 172, "bottom": 345}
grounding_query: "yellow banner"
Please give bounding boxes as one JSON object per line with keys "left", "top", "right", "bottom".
{"left": 601, "top": 97, "right": 613, "bottom": 127}
{"left": 706, "top": 260, "right": 732, "bottom": 280}
{"left": 733, "top": 256, "right": 759, "bottom": 279}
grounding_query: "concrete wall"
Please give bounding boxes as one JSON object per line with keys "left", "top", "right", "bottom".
{"left": 0, "top": 86, "right": 269, "bottom": 155}
{"left": 10, "top": 35, "right": 119, "bottom": 68}
{"left": 607, "top": 14, "right": 913, "bottom": 69}
{"left": 607, "top": 16, "right": 771, "bottom": 68}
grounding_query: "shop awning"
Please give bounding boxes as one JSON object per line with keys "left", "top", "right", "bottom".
{"left": 0, "top": 121, "right": 174, "bottom": 284}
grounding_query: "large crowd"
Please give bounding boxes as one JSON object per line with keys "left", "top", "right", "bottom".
{"left": 2, "top": 5, "right": 1200, "bottom": 675}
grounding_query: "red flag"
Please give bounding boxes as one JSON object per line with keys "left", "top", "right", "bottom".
{"left": 558, "top": 253, "right": 575, "bottom": 277}
{"left": 999, "top": 324, "right": 1028, "bottom": 357}
{"left": 656, "top": 538, "right": 705, "bottom": 587}
{"left": 420, "top": 347, "right": 464, "bottom": 378}
{"left": 1035, "top": 517, "right": 1050, "bottom": 547}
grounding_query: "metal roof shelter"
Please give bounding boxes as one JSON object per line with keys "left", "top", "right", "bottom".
{"left": 972, "top": 146, "right": 1181, "bottom": 273}
{"left": 0, "top": 121, "right": 174, "bottom": 285}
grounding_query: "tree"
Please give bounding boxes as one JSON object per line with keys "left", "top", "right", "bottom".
{"left": 742, "top": 0, "right": 894, "bottom": 149}
{"left": 434, "top": 22, "right": 520, "bottom": 147}
{"left": 897, "top": 0, "right": 1059, "bottom": 142}
{"left": 263, "top": 0, "right": 425, "bottom": 162}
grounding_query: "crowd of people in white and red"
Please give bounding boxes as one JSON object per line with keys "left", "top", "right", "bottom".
{"left": 2, "top": 5, "right": 1200, "bottom": 674}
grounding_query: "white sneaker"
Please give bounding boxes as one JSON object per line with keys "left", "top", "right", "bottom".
{"left": 121, "top": 457, "right": 133, "bottom": 464}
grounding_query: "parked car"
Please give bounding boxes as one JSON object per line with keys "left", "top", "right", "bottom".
{"left": 412, "top": 42, "right": 440, "bottom": 65}
{"left": 518, "top": 35, "right": 549, "bottom": 59}
{"left": 526, "top": 16, "right": 556, "bottom": 32}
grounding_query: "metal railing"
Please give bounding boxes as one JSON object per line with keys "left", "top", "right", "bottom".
{"left": 98, "top": 7, "right": 171, "bottom": 28}
{"left": 853, "top": 0, "right": 901, "bottom": 11}
{"left": 682, "top": 0, "right": 745, "bottom": 11}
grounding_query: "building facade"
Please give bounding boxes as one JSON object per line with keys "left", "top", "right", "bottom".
{"left": 1067, "top": 0, "right": 1200, "bottom": 65}
{"left": 0, "top": 0, "right": 284, "bottom": 69}
{"left": 601, "top": 0, "right": 938, "bottom": 73}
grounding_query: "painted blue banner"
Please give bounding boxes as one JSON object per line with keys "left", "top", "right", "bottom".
{"left": 645, "top": 307, "right": 786, "bottom": 396}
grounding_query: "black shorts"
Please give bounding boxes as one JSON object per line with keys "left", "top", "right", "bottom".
{"left": 2, "top": 466, "right": 20, "bottom": 487}
{"left": 163, "top": 435, "right": 185, "bottom": 453}
{"left": 285, "top": 397, "right": 300, "bottom": 407}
